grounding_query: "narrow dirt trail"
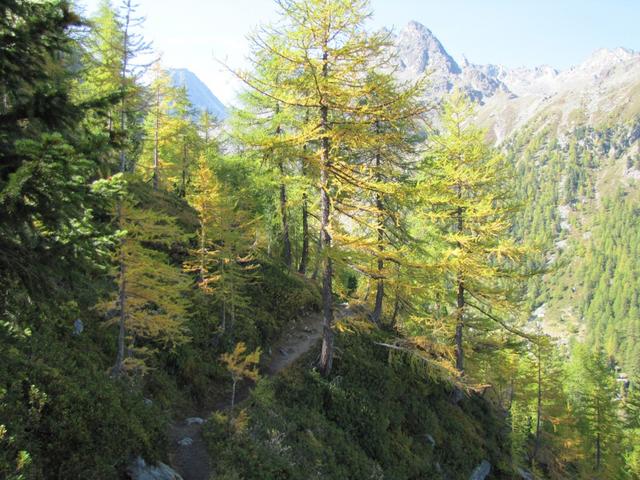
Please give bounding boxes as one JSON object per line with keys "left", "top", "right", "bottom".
{"left": 167, "top": 307, "right": 338, "bottom": 480}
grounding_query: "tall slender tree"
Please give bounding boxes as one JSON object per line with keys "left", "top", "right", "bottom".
{"left": 107, "top": 198, "right": 191, "bottom": 374}
{"left": 418, "top": 90, "right": 528, "bottom": 374}
{"left": 185, "top": 156, "right": 259, "bottom": 335}
{"left": 106, "top": 0, "right": 152, "bottom": 376}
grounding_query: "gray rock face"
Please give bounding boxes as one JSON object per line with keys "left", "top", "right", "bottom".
{"left": 127, "top": 457, "right": 183, "bottom": 480}
{"left": 392, "top": 21, "right": 509, "bottom": 103}
{"left": 469, "top": 460, "right": 491, "bottom": 480}
{"left": 459, "top": 63, "right": 510, "bottom": 102}
{"left": 391, "top": 19, "right": 640, "bottom": 119}
{"left": 395, "top": 21, "right": 460, "bottom": 77}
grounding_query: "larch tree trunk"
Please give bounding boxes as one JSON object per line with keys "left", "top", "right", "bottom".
{"left": 298, "top": 155, "right": 309, "bottom": 275}
{"left": 114, "top": 1, "right": 132, "bottom": 376}
{"left": 371, "top": 139, "right": 384, "bottom": 324}
{"left": 595, "top": 398, "right": 601, "bottom": 471}
{"left": 311, "top": 233, "right": 321, "bottom": 281}
{"left": 198, "top": 220, "right": 206, "bottom": 284}
{"left": 318, "top": 47, "right": 334, "bottom": 377}
{"left": 152, "top": 80, "right": 160, "bottom": 190}
{"left": 181, "top": 141, "right": 187, "bottom": 197}
{"left": 114, "top": 229, "right": 127, "bottom": 375}
{"left": 231, "top": 378, "right": 237, "bottom": 408}
{"left": 279, "top": 160, "right": 292, "bottom": 269}
{"left": 455, "top": 201, "right": 465, "bottom": 373}
{"left": 533, "top": 339, "right": 543, "bottom": 464}
{"left": 371, "top": 120, "right": 385, "bottom": 325}
{"left": 221, "top": 259, "right": 227, "bottom": 333}
{"left": 372, "top": 195, "right": 384, "bottom": 325}
{"left": 455, "top": 277, "right": 465, "bottom": 372}
{"left": 272, "top": 106, "right": 292, "bottom": 270}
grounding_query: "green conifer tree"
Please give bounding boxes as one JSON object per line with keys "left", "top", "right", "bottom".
{"left": 418, "top": 90, "right": 529, "bottom": 373}
{"left": 107, "top": 198, "right": 190, "bottom": 375}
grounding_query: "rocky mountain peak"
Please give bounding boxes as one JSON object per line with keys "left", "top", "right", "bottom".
{"left": 396, "top": 20, "right": 461, "bottom": 76}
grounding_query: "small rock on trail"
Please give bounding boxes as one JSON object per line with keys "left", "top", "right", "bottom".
{"left": 177, "top": 437, "right": 193, "bottom": 447}
{"left": 469, "top": 460, "right": 491, "bottom": 480}
{"left": 128, "top": 456, "right": 183, "bottom": 480}
{"left": 185, "top": 417, "right": 205, "bottom": 425}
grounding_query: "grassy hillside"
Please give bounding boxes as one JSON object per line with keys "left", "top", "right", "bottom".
{"left": 204, "top": 328, "right": 513, "bottom": 480}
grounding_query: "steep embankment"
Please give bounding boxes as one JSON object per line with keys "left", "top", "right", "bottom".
{"left": 201, "top": 324, "right": 513, "bottom": 480}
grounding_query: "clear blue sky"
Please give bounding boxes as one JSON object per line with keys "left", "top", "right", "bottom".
{"left": 77, "top": 0, "right": 640, "bottom": 104}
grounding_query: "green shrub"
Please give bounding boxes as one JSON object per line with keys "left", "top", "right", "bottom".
{"left": 0, "top": 318, "right": 165, "bottom": 479}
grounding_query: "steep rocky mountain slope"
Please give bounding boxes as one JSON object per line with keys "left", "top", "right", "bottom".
{"left": 168, "top": 68, "right": 228, "bottom": 120}
{"left": 395, "top": 21, "right": 640, "bottom": 373}
{"left": 393, "top": 21, "right": 640, "bottom": 140}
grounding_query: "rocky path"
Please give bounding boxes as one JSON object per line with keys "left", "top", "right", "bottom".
{"left": 167, "top": 308, "right": 332, "bottom": 480}
{"left": 167, "top": 416, "right": 211, "bottom": 480}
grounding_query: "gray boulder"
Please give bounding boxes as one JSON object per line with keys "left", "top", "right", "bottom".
{"left": 127, "top": 457, "right": 183, "bottom": 480}
{"left": 469, "top": 460, "right": 491, "bottom": 480}
{"left": 425, "top": 434, "right": 436, "bottom": 447}
{"left": 73, "top": 319, "right": 84, "bottom": 335}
